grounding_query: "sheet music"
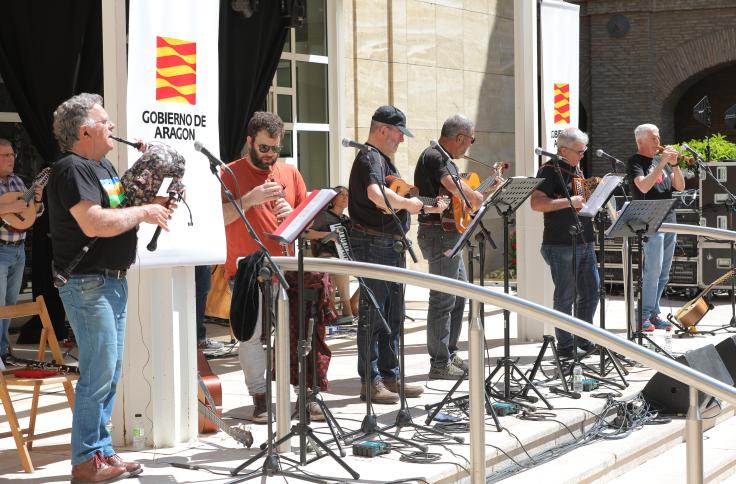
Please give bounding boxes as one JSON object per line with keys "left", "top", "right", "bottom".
{"left": 579, "top": 174, "right": 624, "bottom": 218}
{"left": 268, "top": 189, "right": 337, "bottom": 245}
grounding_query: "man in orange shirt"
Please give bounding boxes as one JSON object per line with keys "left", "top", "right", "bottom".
{"left": 222, "top": 112, "right": 307, "bottom": 423}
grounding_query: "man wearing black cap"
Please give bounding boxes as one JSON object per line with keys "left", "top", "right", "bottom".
{"left": 348, "top": 105, "right": 447, "bottom": 404}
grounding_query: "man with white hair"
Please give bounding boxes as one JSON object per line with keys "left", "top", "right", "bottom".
{"left": 627, "top": 124, "right": 684, "bottom": 331}
{"left": 531, "top": 127, "right": 598, "bottom": 359}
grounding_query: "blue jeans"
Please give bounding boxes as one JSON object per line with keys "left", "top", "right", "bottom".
{"left": 350, "top": 230, "right": 403, "bottom": 384}
{"left": 417, "top": 225, "right": 466, "bottom": 368}
{"left": 0, "top": 244, "right": 25, "bottom": 356}
{"left": 642, "top": 231, "right": 676, "bottom": 320}
{"left": 540, "top": 243, "right": 599, "bottom": 349}
{"left": 195, "top": 265, "right": 212, "bottom": 341}
{"left": 58, "top": 274, "right": 128, "bottom": 465}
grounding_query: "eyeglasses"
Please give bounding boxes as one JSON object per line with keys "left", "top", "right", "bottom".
{"left": 90, "top": 118, "right": 113, "bottom": 127}
{"left": 562, "top": 146, "right": 587, "bottom": 156}
{"left": 257, "top": 144, "right": 282, "bottom": 154}
{"left": 460, "top": 133, "right": 475, "bottom": 144}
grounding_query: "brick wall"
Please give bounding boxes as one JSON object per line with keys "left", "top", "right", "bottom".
{"left": 574, "top": 0, "right": 736, "bottom": 175}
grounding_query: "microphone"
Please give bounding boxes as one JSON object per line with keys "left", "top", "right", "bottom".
{"left": 534, "top": 147, "right": 564, "bottom": 161}
{"left": 194, "top": 141, "right": 228, "bottom": 167}
{"left": 595, "top": 149, "right": 622, "bottom": 164}
{"left": 429, "top": 139, "right": 452, "bottom": 161}
{"left": 341, "top": 138, "right": 373, "bottom": 152}
{"left": 680, "top": 143, "right": 704, "bottom": 162}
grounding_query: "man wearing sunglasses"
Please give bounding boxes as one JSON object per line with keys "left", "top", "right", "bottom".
{"left": 412, "top": 114, "right": 482, "bottom": 381}
{"left": 530, "top": 127, "right": 598, "bottom": 359}
{"left": 222, "top": 111, "right": 329, "bottom": 423}
{"left": 348, "top": 105, "right": 447, "bottom": 404}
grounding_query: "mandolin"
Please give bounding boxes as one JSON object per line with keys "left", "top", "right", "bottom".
{"left": 440, "top": 161, "right": 509, "bottom": 233}
{"left": 674, "top": 268, "right": 736, "bottom": 328}
{"left": 383, "top": 175, "right": 448, "bottom": 215}
{"left": 0, "top": 167, "right": 51, "bottom": 231}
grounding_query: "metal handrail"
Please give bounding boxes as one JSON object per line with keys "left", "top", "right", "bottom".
{"left": 660, "top": 222, "right": 736, "bottom": 242}
{"left": 273, "top": 255, "right": 736, "bottom": 482}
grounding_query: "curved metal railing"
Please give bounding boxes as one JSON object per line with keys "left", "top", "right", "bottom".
{"left": 272, "top": 253, "right": 736, "bottom": 483}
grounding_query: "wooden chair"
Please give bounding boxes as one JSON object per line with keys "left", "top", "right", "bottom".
{"left": 0, "top": 296, "right": 77, "bottom": 473}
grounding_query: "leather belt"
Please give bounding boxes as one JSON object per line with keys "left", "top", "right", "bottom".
{"left": 0, "top": 238, "right": 24, "bottom": 246}
{"left": 98, "top": 268, "right": 127, "bottom": 279}
{"left": 352, "top": 224, "right": 404, "bottom": 241}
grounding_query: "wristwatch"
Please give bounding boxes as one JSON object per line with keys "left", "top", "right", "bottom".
{"left": 419, "top": 205, "right": 426, "bottom": 215}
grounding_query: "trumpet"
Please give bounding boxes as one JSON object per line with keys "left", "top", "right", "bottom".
{"left": 656, "top": 145, "right": 695, "bottom": 166}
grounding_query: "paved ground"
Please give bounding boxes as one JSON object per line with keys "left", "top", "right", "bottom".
{"left": 2, "top": 284, "right": 736, "bottom": 483}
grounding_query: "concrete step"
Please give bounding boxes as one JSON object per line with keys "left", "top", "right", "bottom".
{"left": 497, "top": 402, "right": 736, "bottom": 483}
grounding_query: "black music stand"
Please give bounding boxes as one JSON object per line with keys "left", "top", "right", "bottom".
{"left": 607, "top": 199, "right": 676, "bottom": 357}
{"left": 577, "top": 176, "right": 629, "bottom": 387}
{"left": 229, "top": 189, "right": 360, "bottom": 482}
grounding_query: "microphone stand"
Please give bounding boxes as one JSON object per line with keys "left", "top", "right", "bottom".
{"left": 548, "top": 156, "right": 588, "bottom": 394}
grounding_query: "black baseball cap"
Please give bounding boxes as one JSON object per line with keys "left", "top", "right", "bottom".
{"left": 371, "top": 105, "right": 413, "bottom": 138}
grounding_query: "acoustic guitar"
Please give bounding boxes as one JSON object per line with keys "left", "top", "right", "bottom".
{"left": 196, "top": 351, "right": 253, "bottom": 447}
{"left": 0, "top": 167, "right": 51, "bottom": 231}
{"left": 674, "top": 268, "right": 736, "bottom": 328}
{"left": 383, "top": 175, "right": 448, "bottom": 215}
{"left": 440, "top": 162, "right": 508, "bottom": 233}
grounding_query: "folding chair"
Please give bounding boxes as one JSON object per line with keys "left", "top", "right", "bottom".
{"left": 0, "top": 296, "right": 77, "bottom": 473}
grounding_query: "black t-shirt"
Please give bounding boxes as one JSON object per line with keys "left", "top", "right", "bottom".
{"left": 627, "top": 153, "right": 677, "bottom": 223}
{"left": 535, "top": 161, "right": 595, "bottom": 245}
{"left": 413, "top": 144, "right": 454, "bottom": 223}
{"left": 348, "top": 144, "right": 409, "bottom": 235}
{"left": 48, "top": 153, "right": 138, "bottom": 273}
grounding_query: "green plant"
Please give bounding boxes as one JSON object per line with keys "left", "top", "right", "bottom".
{"left": 674, "top": 133, "right": 736, "bottom": 166}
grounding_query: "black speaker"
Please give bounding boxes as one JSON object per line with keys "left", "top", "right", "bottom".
{"left": 642, "top": 344, "right": 733, "bottom": 415}
{"left": 716, "top": 335, "right": 736, "bottom": 384}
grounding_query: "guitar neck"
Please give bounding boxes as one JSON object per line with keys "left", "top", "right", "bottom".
{"left": 475, "top": 175, "right": 498, "bottom": 194}
{"left": 418, "top": 195, "right": 440, "bottom": 206}
{"left": 701, "top": 268, "right": 736, "bottom": 299}
{"left": 197, "top": 401, "right": 252, "bottom": 446}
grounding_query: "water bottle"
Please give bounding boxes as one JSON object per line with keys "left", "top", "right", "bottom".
{"left": 132, "top": 413, "right": 145, "bottom": 450}
{"left": 664, "top": 328, "right": 673, "bottom": 354}
{"left": 572, "top": 365, "right": 583, "bottom": 393}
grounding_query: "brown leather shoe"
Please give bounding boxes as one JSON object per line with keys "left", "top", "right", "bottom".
{"left": 359, "top": 380, "right": 399, "bottom": 404}
{"left": 383, "top": 378, "right": 424, "bottom": 398}
{"left": 251, "top": 393, "right": 268, "bottom": 424}
{"left": 71, "top": 451, "right": 129, "bottom": 483}
{"left": 105, "top": 454, "right": 142, "bottom": 477}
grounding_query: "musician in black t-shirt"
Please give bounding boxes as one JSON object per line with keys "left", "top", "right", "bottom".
{"left": 348, "top": 105, "right": 447, "bottom": 404}
{"left": 414, "top": 114, "right": 492, "bottom": 380}
{"left": 48, "top": 93, "right": 171, "bottom": 483}
{"left": 627, "top": 123, "right": 684, "bottom": 330}
{"left": 530, "top": 127, "right": 597, "bottom": 359}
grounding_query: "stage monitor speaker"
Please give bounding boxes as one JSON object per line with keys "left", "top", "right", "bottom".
{"left": 641, "top": 344, "right": 733, "bottom": 415}
{"left": 725, "top": 103, "right": 736, "bottom": 130}
{"left": 716, "top": 335, "right": 736, "bottom": 384}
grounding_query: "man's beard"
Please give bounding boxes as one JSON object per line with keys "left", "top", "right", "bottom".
{"left": 249, "top": 144, "right": 275, "bottom": 170}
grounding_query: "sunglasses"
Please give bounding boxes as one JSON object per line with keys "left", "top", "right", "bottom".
{"left": 257, "top": 143, "right": 282, "bottom": 154}
{"left": 460, "top": 133, "right": 475, "bottom": 144}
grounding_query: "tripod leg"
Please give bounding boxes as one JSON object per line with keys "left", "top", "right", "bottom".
{"left": 424, "top": 369, "right": 468, "bottom": 425}
{"left": 510, "top": 362, "right": 552, "bottom": 409}
{"left": 521, "top": 336, "right": 553, "bottom": 397}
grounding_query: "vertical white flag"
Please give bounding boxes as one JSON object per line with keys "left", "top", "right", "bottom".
{"left": 540, "top": 0, "right": 580, "bottom": 152}
{"left": 127, "top": 0, "right": 224, "bottom": 267}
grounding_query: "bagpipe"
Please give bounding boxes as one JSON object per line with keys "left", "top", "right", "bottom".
{"left": 53, "top": 136, "right": 187, "bottom": 288}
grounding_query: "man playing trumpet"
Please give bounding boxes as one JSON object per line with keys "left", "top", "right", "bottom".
{"left": 627, "top": 123, "right": 685, "bottom": 331}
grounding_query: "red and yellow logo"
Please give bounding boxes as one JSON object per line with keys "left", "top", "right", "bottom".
{"left": 156, "top": 36, "right": 196, "bottom": 105}
{"left": 553, "top": 83, "right": 570, "bottom": 124}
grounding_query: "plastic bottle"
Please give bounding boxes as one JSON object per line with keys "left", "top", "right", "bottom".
{"left": 132, "top": 413, "right": 145, "bottom": 450}
{"left": 664, "top": 328, "right": 673, "bottom": 354}
{"left": 572, "top": 365, "right": 583, "bottom": 393}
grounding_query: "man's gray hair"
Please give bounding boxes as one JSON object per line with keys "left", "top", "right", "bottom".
{"left": 0, "top": 138, "right": 11, "bottom": 148}
{"left": 557, "top": 127, "right": 589, "bottom": 150}
{"left": 440, "top": 114, "right": 474, "bottom": 139}
{"left": 634, "top": 123, "right": 658, "bottom": 141}
{"left": 53, "top": 93, "right": 103, "bottom": 151}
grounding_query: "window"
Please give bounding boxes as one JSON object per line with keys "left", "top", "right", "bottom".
{"left": 268, "top": 0, "right": 331, "bottom": 190}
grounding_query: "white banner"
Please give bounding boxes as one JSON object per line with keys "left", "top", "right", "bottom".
{"left": 127, "top": 0, "right": 225, "bottom": 268}
{"left": 540, "top": 0, "right": 580, "bottom": 152}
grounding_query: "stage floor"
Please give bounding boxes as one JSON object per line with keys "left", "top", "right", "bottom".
{"left": 3, "top": 285, "right": 736, "bottom": 483}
